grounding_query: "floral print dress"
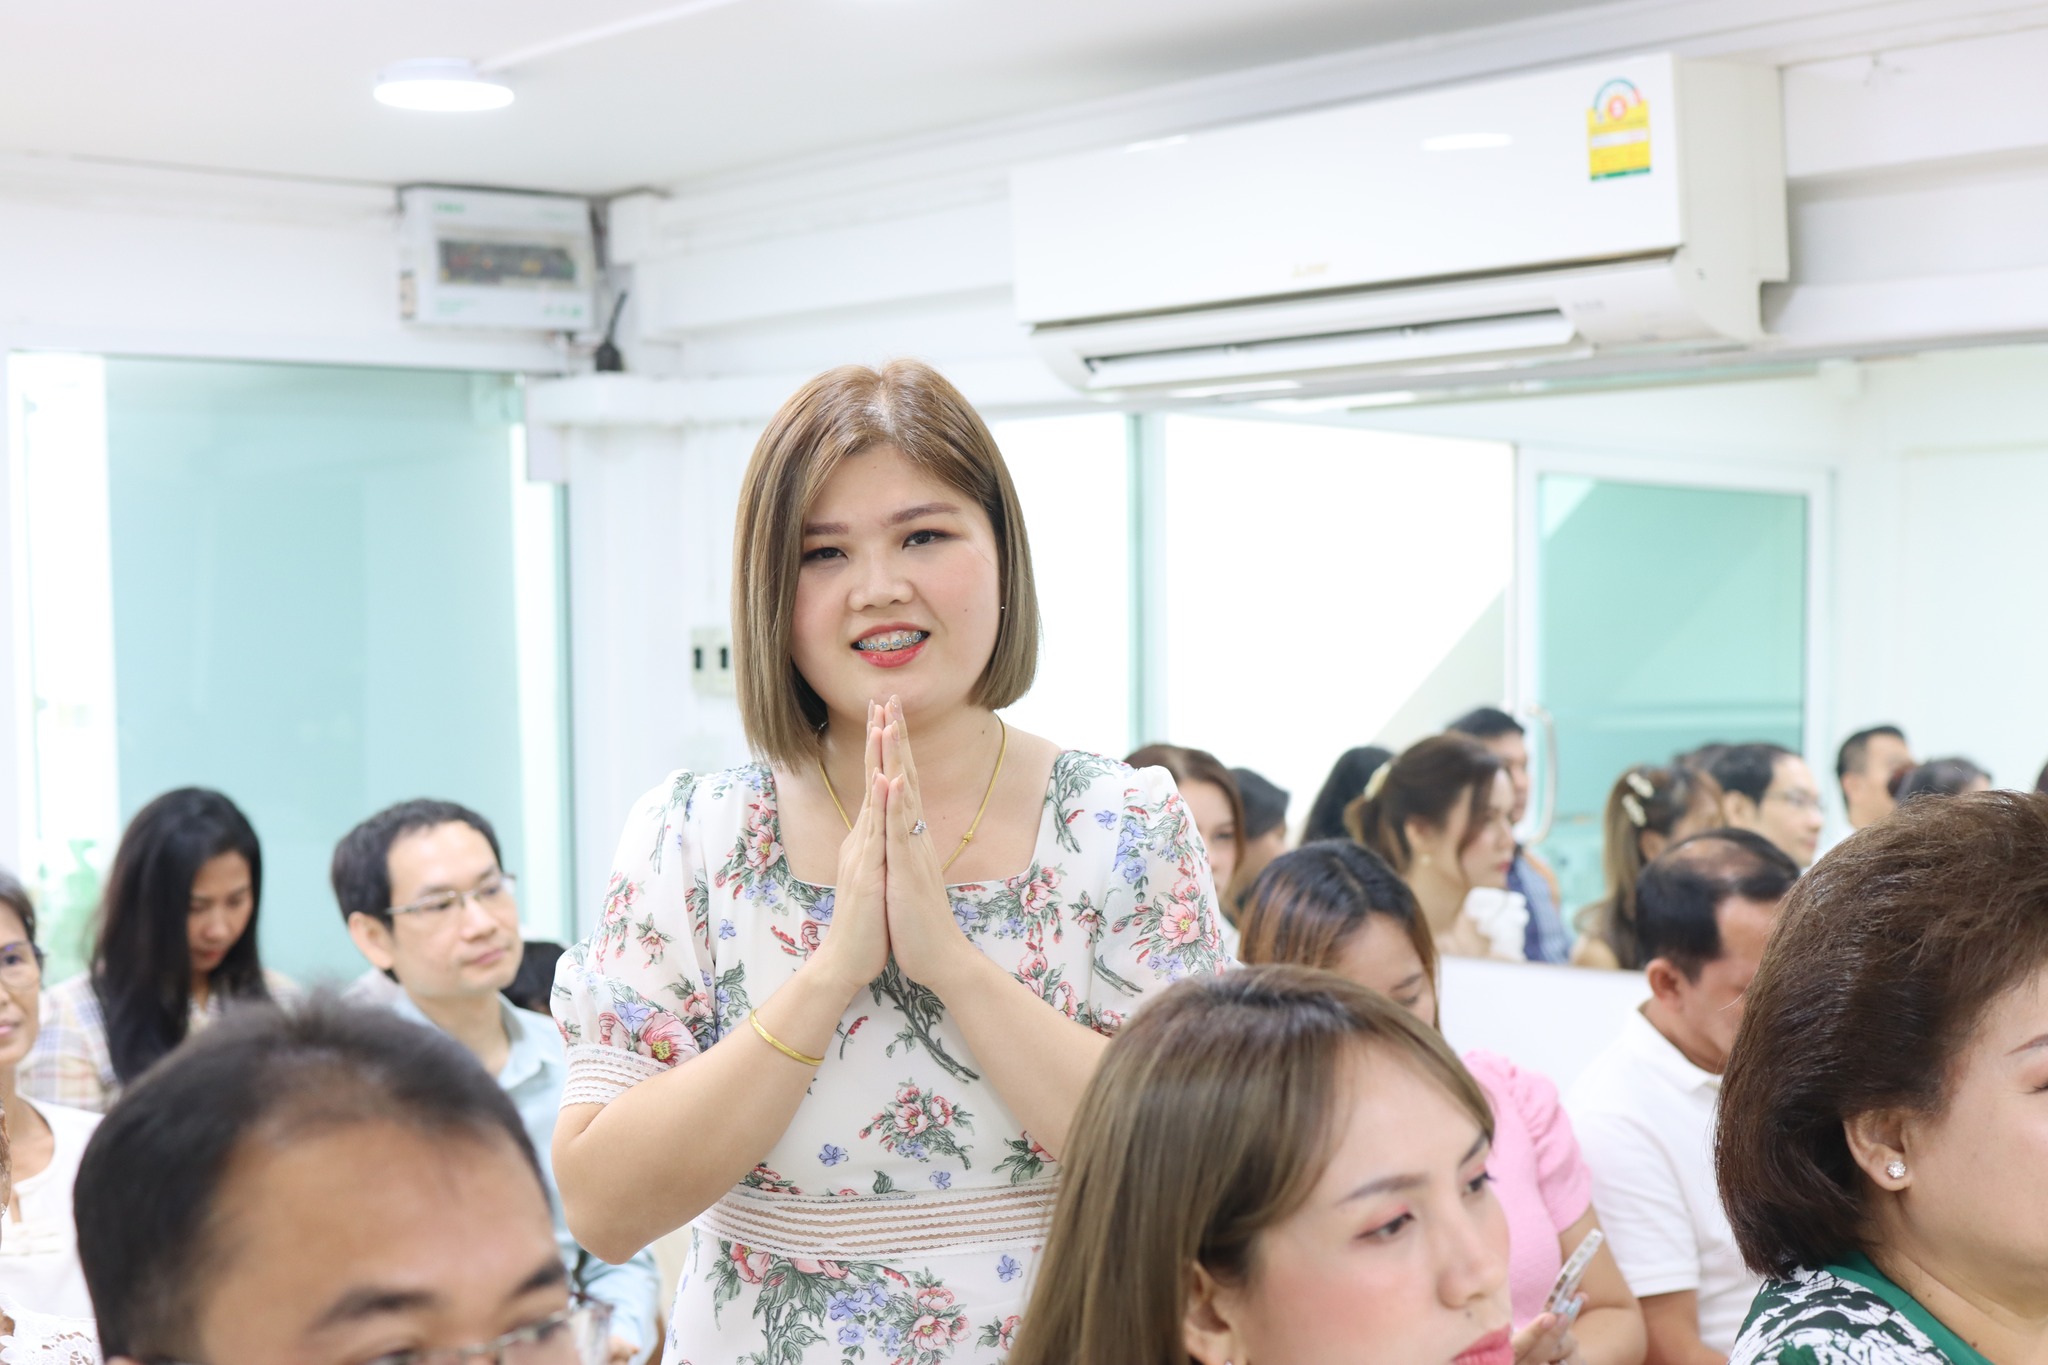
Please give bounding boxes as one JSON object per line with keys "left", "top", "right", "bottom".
{"left": 553, "top": 752, "right": 1227, "bottom": 1365}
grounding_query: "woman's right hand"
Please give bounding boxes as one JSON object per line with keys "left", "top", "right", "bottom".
{"left": 1511, "top": 1306, "right": 1584, "bottom": 1365}
{"left": 806, "top": 702, "right": 892, "bottom": 1002}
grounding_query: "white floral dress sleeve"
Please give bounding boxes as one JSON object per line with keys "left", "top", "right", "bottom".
{"left": 1079, "top": 761, "right": 1231, "bottom": 1033}
{"left": 0, "top": 1299, "right": 101, "bottom": 1365}
{"left": 553, "top": 770, "right": 718, "bottom": 1107}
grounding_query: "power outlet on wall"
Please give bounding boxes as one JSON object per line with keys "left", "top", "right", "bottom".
{"left": 691, "top": 625, "right": 736, "bottom": 696}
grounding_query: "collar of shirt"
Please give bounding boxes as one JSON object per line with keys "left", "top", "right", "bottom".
{"left": 1623, "top": 1006, "right": 1723, "bottom": 1095}
{"left": 387, "top": 991, "right": 559, "bottom": 1091}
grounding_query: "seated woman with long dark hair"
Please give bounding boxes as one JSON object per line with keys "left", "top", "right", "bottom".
{"left": 21, "top": 788, "right": 288, "bottom": 1112}
{"left": 1720, "top": 790, "right": 2048, "bottom": 1365}
{"left": 1009, "top": 964, "right": 1515, "bottom": 1365}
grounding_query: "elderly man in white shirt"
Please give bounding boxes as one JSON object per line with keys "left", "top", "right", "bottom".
{"left": 1569, "top": 829, "right": 1799, "bottom": 1365}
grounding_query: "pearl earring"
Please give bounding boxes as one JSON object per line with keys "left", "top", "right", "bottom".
{"left": 1885, "top": 1159, "right": 1907, "bottom": 1180}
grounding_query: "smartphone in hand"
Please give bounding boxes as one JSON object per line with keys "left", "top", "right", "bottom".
{"left": 1544, "top": 1227, "right": 1605, "bottom": 1322}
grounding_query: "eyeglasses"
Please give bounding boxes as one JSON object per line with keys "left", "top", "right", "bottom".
{"left": 160, "top": 1295, "right": 609, "bottom": 1365}
{"left": 389, "top": 872, "right": 519, "bottom": 923}
{"left": 0, "top": 940, "right": 43, "bottom": 990}
{"left": 1767, "top": 790, "right": 1824, "bottom": 814}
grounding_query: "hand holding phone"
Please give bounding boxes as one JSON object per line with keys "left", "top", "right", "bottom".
{"left": 1544, "top": 1227, "right": 1604, "bottom": 1321}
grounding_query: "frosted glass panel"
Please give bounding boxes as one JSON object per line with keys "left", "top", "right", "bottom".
{"left": 1533, "top": 475, "right": 1805, "bottom": 915}
{"left": 1161, "top": 415, "right": 1513, "bottom": 825}
{"left": 18, "top": 357, "right": 569, "bottom": 984}
{"left": 991, "top": 414, "right": 1132, "bottom": 758}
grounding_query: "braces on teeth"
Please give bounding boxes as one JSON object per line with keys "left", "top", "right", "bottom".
{"left": 855, "top": 630, "right": 928, "bottom": 651}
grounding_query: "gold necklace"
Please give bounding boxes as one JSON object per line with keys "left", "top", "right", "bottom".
{"left": 818, "top": 718, "right": 1008, "bottom": 873}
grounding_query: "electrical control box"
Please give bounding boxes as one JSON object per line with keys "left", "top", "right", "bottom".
{"left": 399, "top": 187, "right": 596, "bottom": 332}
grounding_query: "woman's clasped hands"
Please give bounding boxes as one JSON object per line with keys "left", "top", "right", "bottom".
{"left": 807, "top": 697, "right": 983, "bottom": 998}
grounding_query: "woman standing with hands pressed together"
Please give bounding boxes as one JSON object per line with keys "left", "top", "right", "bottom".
{"left": 552, "top": 361, "right": 1227, "bottom": 1365}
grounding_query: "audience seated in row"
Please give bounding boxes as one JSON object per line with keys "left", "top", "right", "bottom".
{"left": 1570, "top": 830, "right": 1799, "bottom": 1364}
{"left": 1701, "top": 744, "right": 1824, "bottom": 870}
{"left": 332, "top": 799, "right": 660, "bottom": 1362}
{"left": 22, "top": 788, "right": 292, "bottom": 1113}
{"left": 1237, "top": 841, "right": 1644, "bottom": 1365}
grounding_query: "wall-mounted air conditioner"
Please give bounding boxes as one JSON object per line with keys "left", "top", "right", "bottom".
{"left": 1011, "top": 54, "right": 1786, "bottom": 396}
{"left": 399, "top": 187, "right": 597, "bottom": 332}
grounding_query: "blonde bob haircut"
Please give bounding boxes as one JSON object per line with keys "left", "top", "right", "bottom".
{"left": 732, "top": 360, "right": 1041, "bottom": 767}
{"left": 1008, "top": 964, "right": 1493, "bottom": 1365}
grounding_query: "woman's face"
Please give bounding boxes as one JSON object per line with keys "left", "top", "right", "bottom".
{"left": 1194, "top": 1046, "right": 1511, "bottom": 1365}
{"left": 1456, "top": 773, "right": 1517, "bottom": 892}
{"left": 0, "top": 902, "right": 38, "bottom": 1073}
{"left": 1182, "top": 779, "right": 1240, "bottom": 892}
{"left": 790, "top": 444, "right": 1003, "bottom": 728}
{"left": 189, "top": 850, "right": 256, "bottom": 977}
{"left": 1877, "top": 963, "right": 2048, "bottom": 1305}
{"left": 1330, "top": 915, "right": 1437, "bottom": 1029}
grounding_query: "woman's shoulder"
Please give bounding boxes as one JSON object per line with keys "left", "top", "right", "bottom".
{"left": 0, "top": 1299, "right": 101, "bottom": 1365}
{"left": 1733, "top": 1269, "right": 1952, "bottom": 1365}
{"left": 633, "top": 764, "right": 776, "bottom": 825}
{"left": 27, "top": 1099, "right": 102, "bottom": 1145}
{"left": 1051, "top": 750, "right": 1178, "bottom": 806}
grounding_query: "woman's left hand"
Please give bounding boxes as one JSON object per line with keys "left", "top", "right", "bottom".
{"left": 879, "top": 699, "right": 982, "bottom": 993}
{"left": 1511, "top": 1305, "right": 1585, "bottom": 1365}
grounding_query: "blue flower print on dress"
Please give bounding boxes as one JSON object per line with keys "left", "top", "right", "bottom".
{"left": 1094, "top": 809, "right": 1117, "bottom": 829}
{"left": 930, "top": 1171, "right": 952, "bottom": 1190}
{"left": 808, "top": 892, "right": 834, "bottom": 923}
{"left": 819, "top": 1143, "right": 848, "bottom": 1167}
{"left": 997, "top": 1255, "right": 1022, "bottom": 1283}
{"left": 837, "top": 1325, "right": 861, "bottom": 1346}
{"left": 717, "top": 919, "right": 736, "bottom": 940}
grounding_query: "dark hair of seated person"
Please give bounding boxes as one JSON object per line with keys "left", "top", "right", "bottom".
{"left": 330, "top": 797, "right": 504, "bottom": 927}
{"left": 1301, "top": 746, "right": 1394, "bottom": 844}
{"left": 1705, "top": 742, "right": 1796, "bottom": 807}
{"left": 1230, "top": 767, "right": 1290, "bottom": 843}
{"left": 94, "top": 787, "right": 273, "bottom": 1084}
{"left": 1890, "top": 756, "right": 1990, "bottom": 803}
{"left": 504, "top": 939, "right": 567, "bottom": 1015}
{"left": 1633, "top": 829, "right": 1800, "bottom": 979}
{"left": 1446, "top": 705, "right": 1524, "bottom": 741}
{"left": 74, "top": 993, "right": 540, "bottom": 1360}
{"left": 1717, "top": 791, "right": 2048, "bottom": 1277}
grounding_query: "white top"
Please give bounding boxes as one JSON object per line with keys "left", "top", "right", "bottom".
{"left": 0, "top": 1293, "right": 99, "bottom": 1365}
{"left": 1567, "top": 1008, "right": 1760, "bottom": 1354}
{"left": 0, "top": 1102, "right": 101, "bottom": 1319}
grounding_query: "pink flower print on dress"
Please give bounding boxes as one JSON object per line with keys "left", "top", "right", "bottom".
{"left": 789, "top": 1259, "right": 848, "bottom": 1279}
{"left": 636, "top": 1010, "right": 692, "bottom": 1066}
{"left": 1162, "top": 900, "right": 1206, "bottom": 946}
{"left": 596, "top": 1012, "right": 625, "bottom": 1048}
{"left": 895, "top": 1103, "right": 931, "bottom": 1136}
{"left": 927, "top": 1095, "right": 956, "bottom": 1127}
{"left": 729, "top": 1244, "right": 772, "bottom": 1284}
{"left": 741, "top": 804, "right": 779, "bottom": 873}
{"left": 895, "top": 1082, "right": 923, "bottom": 1106}
{"left": 913, "top": 1285, "right": 955, "bottom": 1313}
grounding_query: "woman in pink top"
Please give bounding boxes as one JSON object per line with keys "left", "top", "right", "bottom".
{"left": 1240, "top": 840, "right": 1646, "bottom": 1365}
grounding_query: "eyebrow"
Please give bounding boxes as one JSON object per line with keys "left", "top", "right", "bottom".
{"left": 311, "top": 1258, "right": 564, "bottom": 1331}
{"left": 408, "top": 866, "right": 505, "bottom": 897}
{"left": 1342, "top": 1131, "right": 1489, "bottom": 1202}
{"left": 803, "top": 502, "right": 963, "bottom": 536}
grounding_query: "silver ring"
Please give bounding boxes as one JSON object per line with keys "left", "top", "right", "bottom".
{"left": 910, "top": 820, "right": 928, "bottom": 836}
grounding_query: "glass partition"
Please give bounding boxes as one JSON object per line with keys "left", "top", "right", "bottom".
{"left": 12, "top": 354, "right": 568, "bottom": 983}
{"left": 1528, "top": 472, "right": 1808, "bottom": 917}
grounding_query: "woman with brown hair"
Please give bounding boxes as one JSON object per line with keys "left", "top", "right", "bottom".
{"left": 1237, "top": 843, "right": 1644, "bottom": 1365}
{"left": 1347, "top": 734, "right": 1523, "bottom": 960}
{"left": 1009, "top": 963, "right": 1515, "bottom": 1365}
{"left": 1718, "top": 790, "right": 2048, "bottom": 1365}
{"left": 550, "top": 361, "right": 1226, "bottom": 1365}
{"left": 1571, "top": 764, "right": 1724, "bottom": 970}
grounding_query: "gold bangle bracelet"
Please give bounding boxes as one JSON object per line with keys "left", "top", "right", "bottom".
{"left": 748, "top": 1010, "right": 825, "bottom": 1068}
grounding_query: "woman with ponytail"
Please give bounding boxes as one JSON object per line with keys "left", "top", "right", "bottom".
{"left": 1571, "top": 765, "right": 1723, "bottom": 970}
{"left": 1345, "top": 734, "right": 1523, "bottom": 960}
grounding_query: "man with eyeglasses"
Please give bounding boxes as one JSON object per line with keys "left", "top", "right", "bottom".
{"left": 1705, "top": 742, "right": 1826, "bottom": 869}
{"left": 76, "top": 996, "right": 615, "bottom": 1365}
{"left": 332, "top": 801, "right": 658, "bottom": 1365}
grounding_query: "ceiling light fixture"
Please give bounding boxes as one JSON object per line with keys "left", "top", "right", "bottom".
{"left": 1421, "top": 133, "right": 1513, "bottom": 151}
{"left": 374, "top": 58, "right": 514, "bottom": 112}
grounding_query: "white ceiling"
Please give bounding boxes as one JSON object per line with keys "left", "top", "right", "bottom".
{"left": 1, "top": 0, "right": 1602, "bottom": 196}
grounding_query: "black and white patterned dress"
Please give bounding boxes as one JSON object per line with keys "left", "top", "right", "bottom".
{"left": 1731, "top": 1258, "right": 1988, "bottom": 1365}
